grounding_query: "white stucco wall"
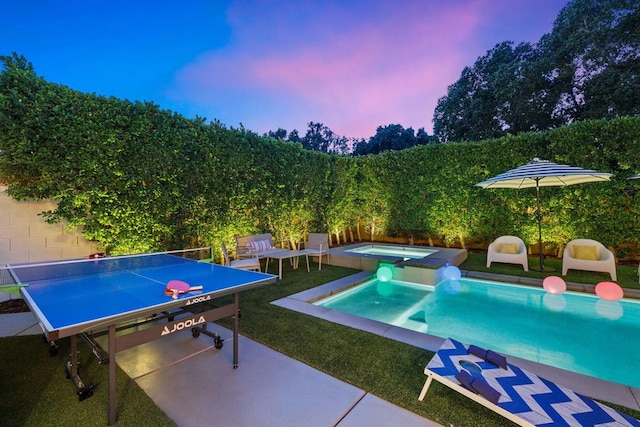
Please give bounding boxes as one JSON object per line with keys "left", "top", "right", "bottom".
{"left": 0, "top": 185, "right": 99, "bottom": 264}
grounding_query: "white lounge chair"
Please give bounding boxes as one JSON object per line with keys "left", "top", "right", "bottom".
{"left": 419, "top": 338, "right": 640, "bottom": 427}
{"left": 562, "top": 239, "right": 617, "bottom": 281}
{"left": 221, "top": 243, "right": 261, "bottom": 272}
{"left": 486, "top": 236, "right": 529, "bottom": 271}
{"left": 299, "top": 233, "right": 330, "bottom": 271}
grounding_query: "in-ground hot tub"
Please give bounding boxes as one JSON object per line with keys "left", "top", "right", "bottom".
{"left": 328, "top": 243, "right": 467, "bottom": 285}
{"left": 343, "top": 244, "right": 437, "bottom": 260}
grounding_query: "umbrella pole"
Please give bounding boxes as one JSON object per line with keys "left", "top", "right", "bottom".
{"left": 532, "top": 181, "right": 554, "bottom": 272}
{"left": 536, "top": 184, "right": 544, "bottom": 270}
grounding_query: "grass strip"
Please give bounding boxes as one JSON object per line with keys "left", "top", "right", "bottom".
{"left": 462, "top": 252, "right": 639, "bottom": 289}
{"left": 0, "top": 335, "right": 175, "bottom": 426}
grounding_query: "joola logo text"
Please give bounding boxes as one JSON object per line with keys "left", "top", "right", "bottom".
{"left": 185, "top": 295, "right": 211, "bottom": 305}
{"left": 161, "top": 316, "right": 206, "bottom": 336}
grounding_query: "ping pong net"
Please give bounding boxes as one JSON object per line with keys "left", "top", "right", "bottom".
{"left": 0, "top": 247, "right": 212, "bottom": 286}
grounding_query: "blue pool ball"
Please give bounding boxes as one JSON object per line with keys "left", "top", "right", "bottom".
{"left": 443, "top": 265, "right": 461, "bottom": 281}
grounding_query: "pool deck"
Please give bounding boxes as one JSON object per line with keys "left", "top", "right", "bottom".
{"left": 273, "top": 269, "right": 640, "bottom": 413}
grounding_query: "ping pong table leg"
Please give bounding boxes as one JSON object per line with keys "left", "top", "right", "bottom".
{"left": 233, "top": 293, "right": 239, "bottom": 369}
{"left": 109, "top": 324, "right": 116, "bottom": 425}
{"left": 65, "top": 335, "right": 95, "bottom": 401}
{"left": 70, "top": 335, "right": 78, "bottom": 377}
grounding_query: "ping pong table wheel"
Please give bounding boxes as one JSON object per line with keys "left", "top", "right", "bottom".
{"left": 77, "top": 384, "right": 95, "bottom": 401}
{"left": 191, "top": 328, "right": 200, "bottom": 338}
{"left": 214, "top": 336, "right": 223, "bottom": 349}
{"left": 48, "top": 342, "right": 59, "bottom": 357}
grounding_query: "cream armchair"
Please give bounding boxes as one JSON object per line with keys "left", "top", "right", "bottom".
{"left": 562, "top": 239, "right": 616, "bottom": 281}
{"left": 486, "top": 236, "right": 529, "bottom": 271}
{"left": 299, "top": 233, "right": 330, "bottom": 271}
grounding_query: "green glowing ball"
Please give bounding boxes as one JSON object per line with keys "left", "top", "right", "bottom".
{"left": 376, "top": 265, "right": 393, "bottom": 282}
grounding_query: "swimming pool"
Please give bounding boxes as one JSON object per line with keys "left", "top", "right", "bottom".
{"left": 344, "top": 244, "right": 436, "bottom": 260}
{"left": 315, "top": 277, "right": 640, "bottom": 388}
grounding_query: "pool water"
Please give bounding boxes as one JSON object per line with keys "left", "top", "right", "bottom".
{"left": 344, "top": 245, "right": 436, "bottom": 260}
{"left": 315, "top": 278, "right": 640, "bottom": 388}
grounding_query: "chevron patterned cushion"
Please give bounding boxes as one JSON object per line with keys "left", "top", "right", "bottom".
{"left": 486, "top": 350, "right": 507, "bottom": 369}
{"left": 468, "top": 344, "right": 487, "bottom": 359}
{"left": 471, "top": 376, "right": 501, "bottom": 404}
{"left": 455, "top": 370, "right": 475, "bottom": 392}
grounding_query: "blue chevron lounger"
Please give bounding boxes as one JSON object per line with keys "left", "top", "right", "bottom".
{"left": 418, "top": 338, "right": 640, "bottom": 427}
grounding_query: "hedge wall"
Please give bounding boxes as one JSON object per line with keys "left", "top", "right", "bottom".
{"left": 2, "top": 55, "right": 640, "bottom": 261}
{"left": 354, "top": 120, "right": 640, "bottom": 259}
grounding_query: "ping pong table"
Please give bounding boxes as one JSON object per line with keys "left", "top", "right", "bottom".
{"left": 6, "top": 249, "right": 276, "bottom": 425}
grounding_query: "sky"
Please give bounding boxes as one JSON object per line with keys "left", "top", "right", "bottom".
{"left": 1, "top": 0, "right": 570, "bottom": 140}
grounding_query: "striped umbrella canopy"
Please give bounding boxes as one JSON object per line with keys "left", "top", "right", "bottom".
{"left": 475, "top": 158, "right": 612, "bottom": 271}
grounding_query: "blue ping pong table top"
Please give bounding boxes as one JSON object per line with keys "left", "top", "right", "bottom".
{"left": 17, "top": 255, "right": 276, "bottom": 336}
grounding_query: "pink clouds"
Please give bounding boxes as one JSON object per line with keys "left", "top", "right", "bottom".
{"left": 169, "top": 0, "right": 567, "bottom": 139}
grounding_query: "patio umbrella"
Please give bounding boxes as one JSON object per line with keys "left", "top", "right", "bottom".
{"left": 475, "top": 158, "right": 612, "bottom": 271}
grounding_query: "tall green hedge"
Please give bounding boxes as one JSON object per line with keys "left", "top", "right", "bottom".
{"left": 355, "top": 122, "right": 640, "bottom": 256}
{"left": 2, "top": 54, "right": 639, "bottom": 260}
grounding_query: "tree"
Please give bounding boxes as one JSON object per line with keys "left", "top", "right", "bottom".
{"left": 301, "top": 122, "right": 349, "bottom": 155}
{"left": 264, "top": 123, "right": 349, "bottom": 154}
{"left": 541, "top": 0, "right": 640, "bottom": 123}
{"left": 416, "top": 128, "right": 436, "bottom": 145}
{"left": 265, "top": 128, "right": 287, "bottom": 140}
{"left": 287, "top": 129, "right": 301, "bottom": 143}
{"left": 433, "top": 41, "right": 551, "bottom": 142}
{"left": 432, "top": 0, "right": 640, "bottom": 142}
{"left": 352, "top": 124, "right": 434, "bottom": 155}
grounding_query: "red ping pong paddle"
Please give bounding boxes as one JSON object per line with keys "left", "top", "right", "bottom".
{"left": 87, "top": 252, "right": 106, "bottom": 259}
{"left": 165, "top": 280, "right": 203, "bottom": 299}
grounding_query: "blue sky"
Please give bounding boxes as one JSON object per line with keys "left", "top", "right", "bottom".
{"left": 1, "top": 0, "right": 569, "bottom": 139}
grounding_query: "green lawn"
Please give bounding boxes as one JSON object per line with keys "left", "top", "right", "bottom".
{"left": 1, "top": 252, "right": 638, "bottom": 427}
{"left": 0, "top": 335, "right": 174, "bottom": 426}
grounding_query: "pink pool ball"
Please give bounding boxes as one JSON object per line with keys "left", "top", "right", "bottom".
{"left": 595, "top": 281, "right": 624, "bottom": 301}
{"left": 542, "top": 276, "right": 566, "bottom": 294}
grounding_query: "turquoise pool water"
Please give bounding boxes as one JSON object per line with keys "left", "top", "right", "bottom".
{"left": 344, "top": 245, "right": 436, "bottom": 260}
{"left": 315, "top": 277, "right": 640, "bottom": 388}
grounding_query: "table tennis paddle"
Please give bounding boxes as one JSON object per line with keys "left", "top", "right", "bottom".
{"left": 87, "top": 252, "right": 106, "bottom": 259}
{"left": 165, "top": 280, "right": 203, "bottom": 299}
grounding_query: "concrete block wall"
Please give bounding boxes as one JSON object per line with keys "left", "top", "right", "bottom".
{"left": 0, "top": 185, "right": 99, "bottom": 264}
